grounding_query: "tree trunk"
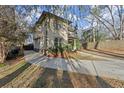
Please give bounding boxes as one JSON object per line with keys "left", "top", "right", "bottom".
{"left": 0, "top": 42, "right": 5, "bottom": 63}
{"left": 116, "top": 5, "right": 123, "bottom": 40}
{"left": 92, "top": 29, "right": 96, "bottom": 42}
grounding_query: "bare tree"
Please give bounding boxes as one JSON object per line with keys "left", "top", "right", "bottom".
{"left": 116, "top": 5, "right": 124, "bottom": 40}
{"left": 0, "top": 5, "right": 16, "bottom": 63}
{"left": 0, "top": 5, "right": 27, "bottom": 63}
{"left": 88, "top": 5, "right": 124, "bottom": 40}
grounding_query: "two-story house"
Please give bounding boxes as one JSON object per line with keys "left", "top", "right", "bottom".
{"left": 33, "top": 11, "right": 77, "bottom": 53}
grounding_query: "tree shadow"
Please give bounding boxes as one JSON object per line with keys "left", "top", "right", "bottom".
{"left": 33, "top": 57, "right": 74, "bottom": 88}
{"left": 33, "top": 68, "right": 74, "bottom": 88}
{"left": 33, "top": 68, "right": 57, "bottom": 88}
{"left": 0, "top": 63, "right": 31, "bottom": 87}
{"left": 31, "top": 51, "right": 113, "bottom": 88}
{"left": 64, "top": 52, "right": 96, "bottom": 87}
{"left": 64, "top": 52, "right": 112, "bottom": 88}
{"left": 61, "top": 71, "right": 74, "bottom": 88}
{"left": 26, "top": 55, "right": 47, "bottom": 64}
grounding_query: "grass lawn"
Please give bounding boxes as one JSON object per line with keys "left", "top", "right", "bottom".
{"left": 0, "top": 63, "right": 6, "bottom": 67}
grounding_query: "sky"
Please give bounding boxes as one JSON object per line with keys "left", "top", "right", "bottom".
{"left": 15, "top": 5, "right": 92, "bottom": 38}
{"left": 15, "top": 5, "right": 124, "bottom": 39}
{"left": 15, "top": 5, "right": 91, "bottom": 28}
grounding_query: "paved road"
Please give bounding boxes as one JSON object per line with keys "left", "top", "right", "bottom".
{"left": 24, "top": 50, "right": 124, "bottom": 81}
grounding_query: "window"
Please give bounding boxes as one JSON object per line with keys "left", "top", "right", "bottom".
{"left": 54, "top": 22, "right": 62, "bottom": 30}
{"left": 57, "top": 24, "right": 62, "bottom": 30}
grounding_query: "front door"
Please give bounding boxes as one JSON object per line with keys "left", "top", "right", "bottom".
{"left": 54, "top": 37, "right": 62, "bottom": 48}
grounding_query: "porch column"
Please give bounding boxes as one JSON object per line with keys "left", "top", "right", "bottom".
{"left": 73, "top": 39, "right": 76, "bottom": 50}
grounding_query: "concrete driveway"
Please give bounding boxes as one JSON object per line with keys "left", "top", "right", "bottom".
{"left": 24, "top": 50, "right": 124, "bottom": 81}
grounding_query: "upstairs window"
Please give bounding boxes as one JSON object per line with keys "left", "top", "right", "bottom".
{"left": 54, "top": 22, "right": 62, "bottom": 30}
{"left": 57, "top": 24, "right": 62, "bottom": 30}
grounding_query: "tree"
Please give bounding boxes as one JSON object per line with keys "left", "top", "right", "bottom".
{"left": 88, "top": 5, "right": 124, "bottom": 40}
{"left": 0, "top": 5, "right": 16, "bottom": 63}
{"left": 0, "top": 5, "right": 27, "bottom": 63}
{"left": 116, "top": 5, "right": 124, "bottom": 40}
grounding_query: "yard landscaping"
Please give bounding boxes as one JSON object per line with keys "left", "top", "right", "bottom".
{"left": 0, "top": 63, "right": 6, "bottom": 68}
{"left": 0, "top": 50, "right": 124, "bottom": 88}
{"left": 1, "top": 5, "right": 124, "bottom": 88}
{"left": 47, "top": 48, "right": 108, "bottom": 61}
{"left": 67, "top": 52, "right": 108, "bottom": 61}
{"left": 1, "top": 60, "right": 124, "bottom": 87}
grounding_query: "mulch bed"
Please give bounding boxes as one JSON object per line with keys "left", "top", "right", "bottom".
{"left": 47, "top": 53, "right": 66, "bottom": 58}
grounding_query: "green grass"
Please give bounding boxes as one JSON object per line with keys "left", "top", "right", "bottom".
{"left": 0, "top": 63, "right": 6, "bottom": 67}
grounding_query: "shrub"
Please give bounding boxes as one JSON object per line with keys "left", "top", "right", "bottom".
{"left": 0, "top": 63, "right": 6, "bottom": 67}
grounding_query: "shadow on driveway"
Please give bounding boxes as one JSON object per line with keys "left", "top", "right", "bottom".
{"left": 64, "top": 52, "right": 112, "bottom": 88}
{"left": 0, "top": 63, "right": 31, "bottom": 87}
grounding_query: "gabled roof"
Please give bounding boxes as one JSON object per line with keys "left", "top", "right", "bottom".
{"left": 35, "top": 11, "right": 72, "bottom": 26}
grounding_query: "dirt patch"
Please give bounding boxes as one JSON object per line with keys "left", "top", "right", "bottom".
{"left": 47, "top": 51, "right": 106, "bottom": 61}
{"left": 90, "top": 49, "right": 124, "bottom": 56}
{"left": 68, "top": 52, "right": 107, "bottom": 61}
{"left": 101, "top": 77, "right": 124, "bottom": 88}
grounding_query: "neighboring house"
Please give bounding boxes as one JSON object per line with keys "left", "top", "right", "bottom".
{"left": 81, "top": 27, "right": 94, "bottom": 43}
{"left": 33, "top": 11, "right": 77, "bottom": 52}
{"left": 81, "top": 26, "right": 108, "bottom": 43}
